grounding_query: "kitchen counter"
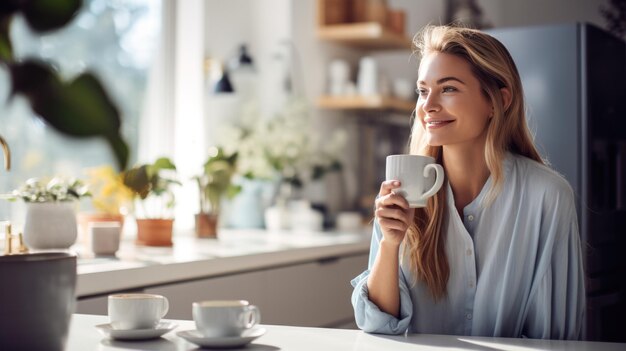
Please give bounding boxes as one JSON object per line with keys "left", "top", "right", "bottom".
{"left": 77, "top": 228, "right": 371, "bottom": 297}
{"left": 68, "top": 314, "right": 626, "bottom": 351}
{"left": 75, "top": 228, "right": 371, "bottom": 327}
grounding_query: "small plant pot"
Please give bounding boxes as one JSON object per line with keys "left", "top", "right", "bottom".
{"left": 76, "top": 212, "right": 125, "bottom": 245}
{"left": 195, "top": 213, "right": 218, "bottom": 238}
{"left": 135, "top": 218, "right": 174, "bottom": 246}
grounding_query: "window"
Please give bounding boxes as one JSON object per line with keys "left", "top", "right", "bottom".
{"left": 0, "top": 0, "right": 162, "bottom": 222}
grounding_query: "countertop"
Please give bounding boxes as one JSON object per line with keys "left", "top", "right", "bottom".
{"left": 68, "top": 314, "right": 626, "bottom": 351}
{"left": 76, "top": 228, "right": 371, "bottom": 297}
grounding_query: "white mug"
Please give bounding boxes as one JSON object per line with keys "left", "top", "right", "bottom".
{"left": 108, "top": 294, "right": 169, "bottom": 330}
{"left": 193, "top": 300, "right": 261, "bottom": 337}
{"left": 386, "top": 155, "right": 445, "bottom": 208}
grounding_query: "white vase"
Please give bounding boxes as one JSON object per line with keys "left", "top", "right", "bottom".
{"left": 23, "top": 202, "right": 78, "bottom": 249}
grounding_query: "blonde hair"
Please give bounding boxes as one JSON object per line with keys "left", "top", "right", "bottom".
{"left": 406, "top": 25, "right": 543, "bottom": 300}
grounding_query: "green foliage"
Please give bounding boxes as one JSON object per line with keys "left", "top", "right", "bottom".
{"left": 122, "top": 157, "right": 179, "bottom": 201}
{"left": 194, "top": 147, "right": 240, "bottom": 214}
{"left": 0, "top": 0, "right": 128, "bottom": 170}
{"left": 4, "top": 177, "right": 90, "bottom": 202}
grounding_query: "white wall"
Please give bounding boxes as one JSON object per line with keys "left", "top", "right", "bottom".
{"left": 204, "top": 0, "right": 292, "bottom": 119}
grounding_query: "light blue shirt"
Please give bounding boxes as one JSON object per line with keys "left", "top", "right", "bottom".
{"left": 351, "top": 153, "right": 585, "bottom": 339}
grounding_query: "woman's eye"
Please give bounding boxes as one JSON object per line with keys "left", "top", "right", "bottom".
{"left": 416, "top": 88, "right": 428, "bottom": 97}
{"left": 443, "top": 86, "right": 457, "bottom": 93}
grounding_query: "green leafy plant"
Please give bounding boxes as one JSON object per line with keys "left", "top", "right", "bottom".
{"left": 194, "top": 147, "right": 240, "bottom": 215}
{"left": 3, "top": 177, "right": 90, "bottom": 202}
{"left": 0, "top": 0, "right": 128, "bottom": 170}
{"left": 122, "top": 157, "right": 180, "bottom": 219}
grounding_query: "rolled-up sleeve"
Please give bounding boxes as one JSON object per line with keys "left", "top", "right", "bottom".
{"left": 350, "top": 220, "right": 413, "bottom": 334}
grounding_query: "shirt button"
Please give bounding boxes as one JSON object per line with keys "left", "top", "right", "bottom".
{"left": 467, "top": 215, "right": 475, "bottom": 221}
{"left": 466, "top": 313, "right": 473, "bottom": 320}
{"left": 469, "top": 282, "right": 474, "bottom": 288}
{"left": 466, "top": 249, "right": 473, "bottom": 256}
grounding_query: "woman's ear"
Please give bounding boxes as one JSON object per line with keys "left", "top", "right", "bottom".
{"left": 500, "top": 87, "right": 512, "bottom": 111}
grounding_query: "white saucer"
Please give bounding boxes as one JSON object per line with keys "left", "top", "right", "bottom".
{"left": 177, "top": 327, "right": 266, "bottom": 349}
{"left": 95, "top": 321, "right": 178, "bottom": 340}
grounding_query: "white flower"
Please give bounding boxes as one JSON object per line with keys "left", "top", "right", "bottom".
{"left": 215, "top": 97, "right": 347, "bottom": 186}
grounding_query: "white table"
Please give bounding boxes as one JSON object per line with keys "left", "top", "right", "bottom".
{"left": 67, "top": 314, "right": 625, "bottom": 351}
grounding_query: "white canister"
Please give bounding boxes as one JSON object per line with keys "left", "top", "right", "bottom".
{"left": 328, "top": 59, "right": 350, "bottom": 96}
{"left": 357, "top": 57, "right": 378, "bottom": 96}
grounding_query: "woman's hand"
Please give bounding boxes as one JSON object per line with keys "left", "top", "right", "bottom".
{"left": 375, "top": 180, "right": 415, "bottom": 247}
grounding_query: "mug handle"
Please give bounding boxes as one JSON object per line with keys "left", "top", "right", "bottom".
{"left": 419, "top": 163, "right": 444, "bottom": 201}
{"left": 242, "top": 305, "right": 261, "bottom": 328}
{"left": 160, "top": 297, "right": 169, "bottom": 318}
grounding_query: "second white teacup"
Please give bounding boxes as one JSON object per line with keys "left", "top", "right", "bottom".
{"left": 108, "top": 293, "right": 169, "bottom": 330}
{"left": 193, "top": 300, "right": 261, "bottom": 337}
{"left": 386, "top": 154, "right": 445, "bottom": 208}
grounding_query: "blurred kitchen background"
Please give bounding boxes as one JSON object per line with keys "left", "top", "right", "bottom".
{"left": 0, "top": 0, "right": 624, "bottom": 342}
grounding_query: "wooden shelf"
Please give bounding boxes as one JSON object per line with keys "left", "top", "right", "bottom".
{"left": 317, "top": 22, "right": 412, "bottom": 50}
{"left": 317, "top": 95, "right": 415, "bottom": 113}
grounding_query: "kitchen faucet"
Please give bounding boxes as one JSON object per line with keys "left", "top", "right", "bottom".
{"left": 0, "top": 135, "right": 10, "bottom": 171}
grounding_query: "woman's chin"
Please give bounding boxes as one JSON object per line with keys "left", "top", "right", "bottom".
{"left": 426, "top": 137, "right": 445, "bottom": 147}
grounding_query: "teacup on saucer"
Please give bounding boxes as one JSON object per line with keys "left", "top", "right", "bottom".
{"left": 96, "top": 321, "right": 178, "bottom": 341}
{"left": 176, "top": 327, "right": 266, "bottom": 348}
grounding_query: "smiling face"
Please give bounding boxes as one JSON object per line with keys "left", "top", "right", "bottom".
{"left": 416, "top": 52, "right": 493, "bottom": 149}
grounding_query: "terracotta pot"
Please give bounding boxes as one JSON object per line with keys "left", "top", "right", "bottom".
{"left": 76, "top": 212, "right": 125, "bottom": 244}
{"left": 0, "top": 252, "right": 76, "bottom": 351}
{"left": 195, "top": 213, "right": 218, "bottom": 238}
{"left": 136, "top": 219, "right": 174, "bottom": 246}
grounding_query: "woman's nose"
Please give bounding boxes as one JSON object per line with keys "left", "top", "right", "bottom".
{"left": 421, "top": 92, "right": 440, "bottom": 113}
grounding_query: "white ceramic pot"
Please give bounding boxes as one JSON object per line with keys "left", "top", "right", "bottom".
{"left": 23, "top": 202, "right": 78, "bottom": 249}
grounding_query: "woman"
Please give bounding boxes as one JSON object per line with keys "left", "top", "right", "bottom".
{"left": 351, "top": 25, "right": 585, "bottom": 340}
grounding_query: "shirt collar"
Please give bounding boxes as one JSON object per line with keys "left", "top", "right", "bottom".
{"left": 445, "top": 152, "right": 514, "bottom": 213}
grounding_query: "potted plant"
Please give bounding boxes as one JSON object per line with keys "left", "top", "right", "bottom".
{"left": 122, "top": 157, "right": 179, "bottom": 246}
{"left": 2, "top": 177, "right": 90, "bottom": 249}
{"left": 77, "top": 165, "right": 135, "bottom": 243}
{"left": 193, "top": 147, "right": 240, "bottom": 238}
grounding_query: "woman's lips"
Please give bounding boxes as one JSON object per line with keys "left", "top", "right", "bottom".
{"left": 426, "top": 120, "right": 454, "bottom": 129}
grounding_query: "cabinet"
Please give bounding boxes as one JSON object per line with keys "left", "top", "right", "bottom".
{"left": 76, "top": 253, "right": 368, "bottom": 328}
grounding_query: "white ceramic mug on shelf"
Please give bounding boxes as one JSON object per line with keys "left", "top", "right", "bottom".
{"left": 193, "top": 300, "right": 261, "bottom": 337}
{"left": 108, "top": 293, "right": 169, "bottom": 330}
{"left": 386, "top": 155, "right": 445, "bottom": 208}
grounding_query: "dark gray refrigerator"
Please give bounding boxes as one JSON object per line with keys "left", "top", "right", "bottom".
{"left": 487, "top": 23, "right": 626, "bottom": 342}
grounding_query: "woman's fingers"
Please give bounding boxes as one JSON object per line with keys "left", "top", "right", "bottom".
{"left": 378, "top": 217, "right": 409, "bottom": 232}
{"left": 379, "top": 180, "right": 401, "bottom": 197}
{"left": 375, "top": 192, "right": 410, "bottom": 210}
{"left": 375, "top": 207, "right": 411, "bottom": 227}
{"left": 377, "top": 181, "right": 414, "bottom": 242}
